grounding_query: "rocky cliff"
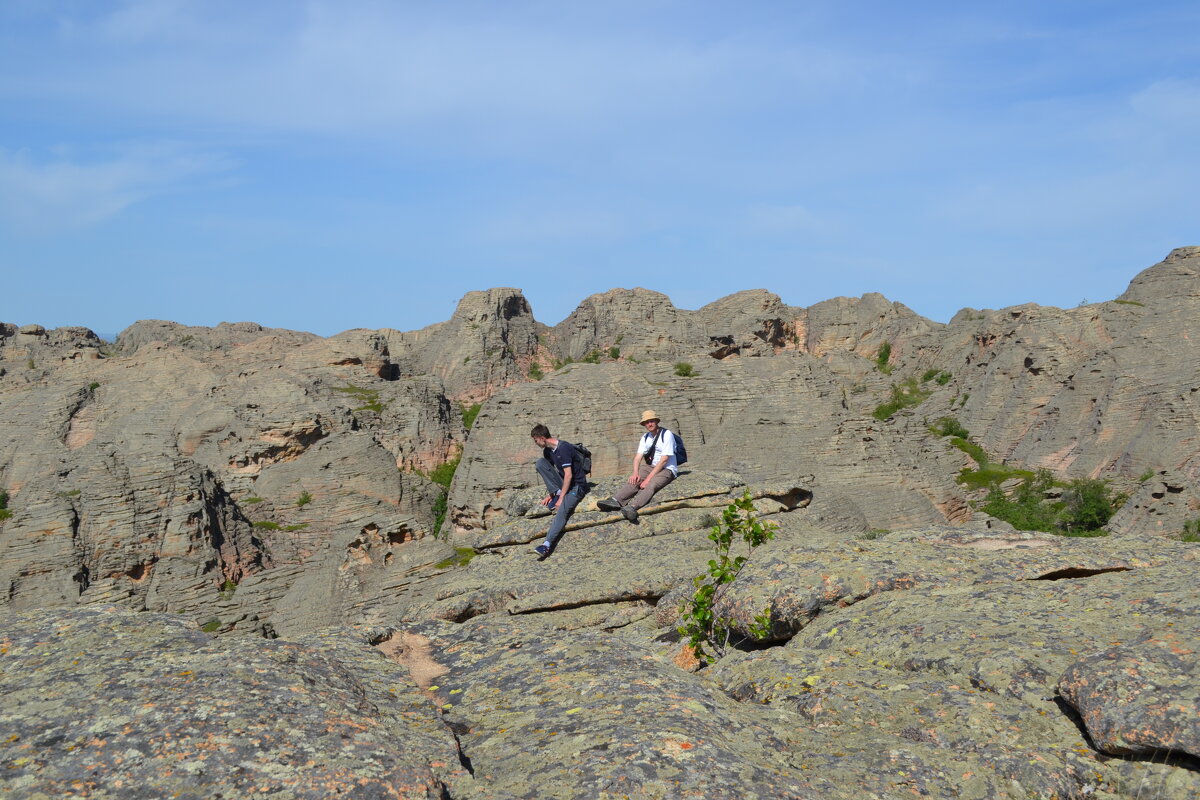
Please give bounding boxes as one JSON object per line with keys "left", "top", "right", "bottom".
{"left": 2, "top": 248, "right": 1199, "bottom": 798}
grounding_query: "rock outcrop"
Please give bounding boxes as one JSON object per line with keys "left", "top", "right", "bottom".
{"left": 3, "top": 248, "right": 1200, "bottom": 798}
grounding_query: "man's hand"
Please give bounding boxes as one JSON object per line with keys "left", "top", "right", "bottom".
{"left": 541, "top": 494, "right": 555, "bottom": 507}
{"left": 628, "top": 472, "right": 640, "bottom": 484}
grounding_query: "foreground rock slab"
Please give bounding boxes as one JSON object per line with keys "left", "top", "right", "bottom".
{"left": 0, "top": 607, "right": 471, "bottom": 800}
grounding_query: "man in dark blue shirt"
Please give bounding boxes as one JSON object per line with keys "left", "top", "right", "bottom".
{"left": 530, "top": 423, "right": 589, "bottom": 559}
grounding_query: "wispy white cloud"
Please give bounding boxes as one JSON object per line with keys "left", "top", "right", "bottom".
{"left": 0, "top": 143, "right": 234, "bottom": 232}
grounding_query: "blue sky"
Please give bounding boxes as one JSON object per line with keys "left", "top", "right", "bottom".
{"left": 2, "top": 1, "right": 1198, "bottom": 337}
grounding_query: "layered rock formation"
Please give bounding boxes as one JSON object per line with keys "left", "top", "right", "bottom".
{"left": 3, "top": 247, "right": 1200, "bottom": 798}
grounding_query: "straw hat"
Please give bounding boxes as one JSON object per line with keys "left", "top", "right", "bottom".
{"left": 639, "top": 409, "right": 660, "bottom": 424}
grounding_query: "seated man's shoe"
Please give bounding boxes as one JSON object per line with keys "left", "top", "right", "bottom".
{"left": 596, "top": 497, "right": 621, "bottom": 512}
{"left": 620, "top": 506, "right": 639, "bottom": 523}
{"left": 534, "top": 543, "right": 551, "bottom": 560}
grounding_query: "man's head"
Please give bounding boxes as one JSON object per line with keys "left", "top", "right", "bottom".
{"left": 531, "top": 423, "right": 552, "bottom": 447}
{"left": 639, "top": 409, "right": 660, "bottom": 433}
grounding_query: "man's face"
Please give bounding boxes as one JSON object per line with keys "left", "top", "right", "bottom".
{"left": 642, "top": 419, "right": 659, "bottom": 433}
{"left": 532, "top": 435, "right": 549, "bottom": 447}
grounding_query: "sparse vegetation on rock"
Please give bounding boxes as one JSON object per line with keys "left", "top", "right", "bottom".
{"left": 678, "top": 491, "right": 777, "bottom": 664}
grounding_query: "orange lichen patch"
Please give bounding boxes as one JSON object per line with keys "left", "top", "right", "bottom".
{"left": 672, "top": 644, "right": 701, "bottom": 672}
{"left": 661, "top": 738, "right": 695, "bottom": 756}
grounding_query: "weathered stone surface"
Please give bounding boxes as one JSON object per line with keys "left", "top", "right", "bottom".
{"left": 382, "top": 287, "right": 544, "bottom": 404}
{"left": 3, "top": 248, "right": 1200, "bottom": 798}
{"left": 1059, "top": 627, "right": 1200, "bottom": 758}
{"left": 447, "top": 356, "right": 968, "bottom": 536}
{"left": 0, "top": 322, "right": 459, "bottom": 626}
{"left": 0, "top": 606, "right": 471, "bottom": 799}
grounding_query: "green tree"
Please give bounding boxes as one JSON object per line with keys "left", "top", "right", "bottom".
{"left": 678, "top": 491, "right": 778, "bottom": 664}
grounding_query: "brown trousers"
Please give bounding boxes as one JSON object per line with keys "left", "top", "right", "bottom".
{"left": 612, "top": 461, "right": 675, "bottom": 510}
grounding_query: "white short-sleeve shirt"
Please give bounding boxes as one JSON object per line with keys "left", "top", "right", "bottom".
{"left": 637, "top": 428, "right": 678, "bottom": 476}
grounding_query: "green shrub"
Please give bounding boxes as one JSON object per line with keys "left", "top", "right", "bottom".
{"left": 528, "top": 363, "right": 544, "bottom": 380}
{"left": 582, "top": 349, "right": 602, "bottom": 364}
{"left": 334, "top": 384, "right": 388, "bottom": 414}
{"left": 420, "top": 453, "right": 462, "bottom": 537}
{"left": 200, "top": 618, "right": 221, "bottom": 633}
{"left": 678, "top": 491, "right": 778, "bottom": 664}
{"left": 930, "top": 416, "right": 970, "bottom": 439}
{"left": 1181, "top": 519, "right": 1200, "bottom": 543}
{"left": 219, "top": 579, "right": 237, "bottom": 600}
{"left": 296, "top": 491, "right": 313, "bottom": 507}
{"left": 435, "top": 547, "right": 478, "bottom": 569}
{"left": 242, "top": 496, "right": 264, "bottom": 504}
{"left": 922, "top": 368, "right": 938, "bottom": 382}
{"left": 1112, "top": 299, "right": 1145, "bottom": 307}
{"left": 874, "top": 341, "right": 893, "bottom": 373}
{"left": 981, "top": 471, "right": 1060, "bottom": 532}
{"left": 935, "top": 371, "right": 952, "bottom": 385}
{"left": 979, "top": 469, "right": 1124, "bottom": 536}
{"left": 88, "top": 382, "right": 101, "bottom": 392}
{"left": 252, "top": 521, "right": 281, "bottom": 530}
{"left": 552, "top": 357, "right": 574, "bottom": 370}
{"left": 608, "top": 346, "right": 620, "bottom": 360}
{"left": 872, "top": 378, "right": 932, "bottom": 420}
{"left": 1059, "top": 478, "right": 1124, "bottom": 533}
{"left": 1138, "top": 469, "right": 1155, "bottom": 483}
{"left": 674, "top": 362, "right": 696, "bottom": 377}
{"left": 461, "top": 403, "right": 482, "bottom": 430}
{"left": 0, "top": 490, "right": 9, "bottom": 522}
{"left": 859, "top": 529, "right": 890, "bottom": 540}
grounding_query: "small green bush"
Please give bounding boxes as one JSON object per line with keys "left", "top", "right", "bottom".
{"left": 1138, "top": 469, "right": 1155, "bottom": 483}
{"left": 935, "top": 371, "right": 952, "bottom": 386}
{"left": 242, "top": 496, "right": 264, "bottom": 504}
{"left": 979, "top": 469, "right": 1123, "bottom": 536}
{"left": 0, "top": 490, "right": 10, "bottom": 521}
{"left": 552, "top": 357, "right": 574, "bottom": 370}
{"left": 872, "top": 378, "right": 932, "bottom": 420}
{"left": 219, "top": 579, "right": 237, "bottom": 600}
{"left": 252, "top": 521, "right": 281, "bottom": 530}
{"left": 88, "top": 382, "right": 101, "bottom": 392}
{"left": 435, "top": 547, "right": 478, "bottom": 569}
{"left": 874, "top": 342, "right": 893, "bottom": 374}
{"left": 582, "top": 349, "right": 602, "bottom": 364}
{"left": 859, "top": 529, "right": 890, "bottom": 540}
{"left": 922, "top": 368, "right": 938, "bottom": 382}
{"left": 296, "top": 491, "right": 313, "bottom": 507}
{"left": 420, "top": 453, "right": 462, "bottom": 537}
{"left": 1059, "top": 478, "right": 1125, "bottom": 533}
{"left": 930, "top": 416, "right": 970, "bottom": 439}
{"left": 461, "top": 403, "right": 482, "bottom": 430}
{"left": 1181, "top": 519, "right": 1200, "bottom": 543}
{"left": 334, "top": 385, "right": 388, "bottom": 414}
{"left": 200, "top": 618, "right": 221, "bottom": 633}
{"left": 528, "top": 363, "right": 544, "bottom": 380}
{"left": 674, "top": 362, "right": 696, "bottom": 377}
{"left": 678, "top": 491, "right": 777, "bottom": 664}
{"left": 1112, "top": 299, "right": 1145, "bottom": 307}
{"left": 608, "top": 346, "right": 620, "bottom": 360}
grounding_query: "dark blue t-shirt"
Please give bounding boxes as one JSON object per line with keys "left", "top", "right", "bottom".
{"left": 544, "top": 440, "right": 588, "bottom": 490}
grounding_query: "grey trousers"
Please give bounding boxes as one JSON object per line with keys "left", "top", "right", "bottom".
{"left": 535, "top": 457, "right": 587, "bottom": 548}
{"left": 613, "top": 461, "right": 675, "bottom": 510}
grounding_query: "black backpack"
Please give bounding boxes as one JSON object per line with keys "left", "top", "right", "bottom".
{"left": 644, "top": 429, "right": 688, "bottom": 467}
{"left": 573, "top": 443, "right": 593, "bottom": 474}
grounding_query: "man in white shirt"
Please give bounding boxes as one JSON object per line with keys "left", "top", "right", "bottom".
{"left": 596, "top": 409, "right": 678, "bottom": 523}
